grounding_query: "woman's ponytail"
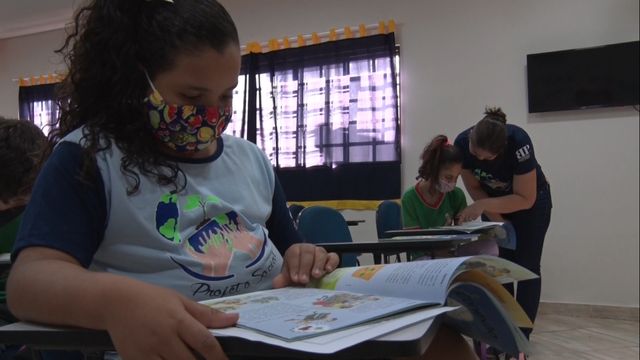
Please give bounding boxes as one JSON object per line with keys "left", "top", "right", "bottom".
{"left": 484, "top": 106, "right": 507, "bottom": 124}
{"left": 470, "top": 106, "right": 508, "bottom": 155}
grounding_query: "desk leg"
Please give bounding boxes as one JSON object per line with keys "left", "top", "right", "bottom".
{"left": 372, "top": 252, "right": 382, "bottom": 265}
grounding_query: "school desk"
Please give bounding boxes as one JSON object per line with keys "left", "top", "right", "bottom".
{"left": 0, "top": 316, "right": 442, "bottom": 359}
{"left": 320, "top": 234, "right": 478, "bottom": 264}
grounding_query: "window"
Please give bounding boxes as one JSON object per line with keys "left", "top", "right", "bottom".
{"left": 18, "top": 83, "right": 59, "bottom": 136}
{"left": 25, "top": 101, "right": 57, "bottom": 136}
{"left": 231, "top": 34, "right": 401, "bottom": 202}
{"left": 230, "top": 45, "right": 400, "bottom": 168}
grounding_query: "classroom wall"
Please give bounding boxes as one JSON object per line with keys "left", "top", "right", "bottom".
{"left": 0, "top": 0, "right": 637, "bottom": 308}
{"left": 0, "top": 29, "right": 66, "bottom": 119}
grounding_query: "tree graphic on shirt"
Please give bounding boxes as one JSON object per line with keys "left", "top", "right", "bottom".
{"left": 188, "top": 195, "right": 265, "bottom": 276}
{"left": 155, "top": 193, "right": 265, "bottom": 278}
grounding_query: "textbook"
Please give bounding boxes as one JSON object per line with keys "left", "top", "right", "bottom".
{"left": 385, "top": 221, "right": 504, "bottom": 237}
{"left": 202, "top": 255, "right": 535, "bottom": 354}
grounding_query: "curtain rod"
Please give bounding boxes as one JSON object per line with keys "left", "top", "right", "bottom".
{"left": 11, "top": 73, "right": 64, "bottom": 84}
{"left": 240, "top": 20, "right": 396, "bottom": 53}
{"left": 12, "top": 21, "right": 397, "bottom": 83}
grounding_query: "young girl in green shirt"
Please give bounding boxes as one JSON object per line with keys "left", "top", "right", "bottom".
{"left": 401, "top": 135, "right": 497, "bottom": 259}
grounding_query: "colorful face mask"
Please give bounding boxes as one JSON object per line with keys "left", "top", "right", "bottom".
{"left": 144, "top": 74, "right": 231, "bottom": 153}
{"left": 436, "top": 179, "right": 456, "bottom": 193}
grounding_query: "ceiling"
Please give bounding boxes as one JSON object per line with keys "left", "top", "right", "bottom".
{"left": 0, "top": 0, "right": 76, "bottom": 39}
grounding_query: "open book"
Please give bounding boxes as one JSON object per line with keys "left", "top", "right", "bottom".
{"left": 201, "top": 255, "right": 535, "bottom": 354}
{"left": 438, "top": 221, "right": 504, "bottom": 232}
{"left": 385, "top": 221, "right": 504, "bottom": 237}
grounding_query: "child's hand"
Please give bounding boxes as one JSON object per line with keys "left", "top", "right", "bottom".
{"left": 272, "top": 243, "right": 340, "bottom": 288}
{"left": 457, "top": 202, "right": 485, "bottom": 223}
{"left": 105, "top": 283, "right": 238, "bottom": 360}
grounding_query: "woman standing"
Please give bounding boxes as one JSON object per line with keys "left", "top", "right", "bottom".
{"left": 455, "top": 107, "right": 552, "bottom": 338}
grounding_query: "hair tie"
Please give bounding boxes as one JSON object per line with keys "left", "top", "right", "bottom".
{"left": 146, "top": 0, "right": 174, "bottom": 3}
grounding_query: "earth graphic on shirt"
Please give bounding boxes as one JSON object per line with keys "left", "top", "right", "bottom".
{"left": 473, "top": 169, "right": 511, "bottom": 192}
{"left": 154, "top": 192, "right": 266, "bottom": 281}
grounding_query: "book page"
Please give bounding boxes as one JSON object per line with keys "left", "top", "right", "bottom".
{"left": 311, "top": 257, "right": 470, "bottom": 304}
{"left": 210, "top": 306, "right": 454, "bottom": 354}
{"left": 453, "top": 270, "right": 533, "bottom": 328}
{"left": 201, "top": 287, "right": 430, "bottom": 341}
{"left": 444, "top": 282, "right": 530, "bottom": 355}
{"left": 455, "top": 255, "right": 537, "bottom": 284}
{"left": 311, "top": 256, "right": 537, "bottom": 301}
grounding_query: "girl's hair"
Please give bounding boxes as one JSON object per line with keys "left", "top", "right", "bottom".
{"left": 417, "top": 135, "right": 463, "bottom": 184}
{"left": 50, "top": 0, "right": 239, "bottom": 194}
{"left": 469, "top": 106, "right": 508, "bottom": 155}
{"left": 0, "top": 117, "right": 47, "bottom": 202}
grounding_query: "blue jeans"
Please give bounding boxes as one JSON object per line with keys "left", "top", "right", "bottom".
{"left": 500, "top": 183, "right": 552, "bottom": 338}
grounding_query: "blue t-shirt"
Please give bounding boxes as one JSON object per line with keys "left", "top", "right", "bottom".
{"left": 454, "top": 124, "right": 547, "bottom": 198}
{"left": 13, "top": 132, "right": 302, "bottom": 301}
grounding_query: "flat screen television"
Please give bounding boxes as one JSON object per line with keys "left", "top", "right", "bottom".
{"left": 527, "top": 41, "right": 639, "bottom": 113}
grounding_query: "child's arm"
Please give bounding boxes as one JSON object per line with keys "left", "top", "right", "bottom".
{"left": 459, "top": 170, "right": 505, "bottom": 222}
{"left": 8, "top": 246, "right": 237, "bottom": 360}
{"left": 452, "top": 188, "right": 468, "bottom": 225}
{"left": 459, "top": 170, "right": 537, "bottom": 222}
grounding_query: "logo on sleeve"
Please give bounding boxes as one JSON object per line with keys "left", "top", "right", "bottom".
{"left": 515, "top": 145, "right": 531, "bottom": 162}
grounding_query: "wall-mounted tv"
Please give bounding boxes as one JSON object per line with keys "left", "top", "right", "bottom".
{"left": 527, "top": 41, "right": 639, "bottom": 113}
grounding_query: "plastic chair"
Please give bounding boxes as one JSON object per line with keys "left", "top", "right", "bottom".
{"left": 296, "top": 206, "right": 359, "bottom": 267}
{"left": 375, "top": 200, "right": 402, "bottom": 239}
{"left": 375, "top": 200, "right": 405, "bottom": 263}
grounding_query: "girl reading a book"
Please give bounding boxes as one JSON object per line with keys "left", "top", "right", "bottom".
{"left": 402, "top": 135, "right": 498, "bottom": 260}
{"left": 7, "top": 0, "right": 478, "bottom": 359}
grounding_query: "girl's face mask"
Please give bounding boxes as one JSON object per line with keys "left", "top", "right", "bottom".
{"left": 143, "top": 73, "right": 231, "bottom": 153}
{"left": 436, "top": 179, "right": 457, "bottom": 193}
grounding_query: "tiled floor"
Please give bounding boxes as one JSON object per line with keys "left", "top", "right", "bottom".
{"left": 527, "top": 314, "right": 639, "bottom": 359}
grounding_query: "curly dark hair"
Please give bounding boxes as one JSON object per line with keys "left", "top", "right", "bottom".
{"left": 0, "top": 117, "right": 47, "bottom": 202}
{"left": 50, "top": 0, "right": 239, "bottom": 194}
{"left": 416, "top": 134, "right": 463, "bottom": 186}
{"left": 470, "top": 106, "right": 508, "bottom": 155}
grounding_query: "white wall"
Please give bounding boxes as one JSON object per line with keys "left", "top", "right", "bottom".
{"left": 0, "top": 28, "right": 66, "bottom": 119}
{"left": 0, "top": 0, "right": 637, "bottom": 307}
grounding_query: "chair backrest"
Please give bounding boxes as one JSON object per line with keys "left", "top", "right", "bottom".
{"left": 288, "top": 204, "right": 305, "bottom": 222}
{"left": 376, "top": 200, "right": 403, "bottom": 239}
{"left": 296, "top": 206, "right": 358, "bottom": 267}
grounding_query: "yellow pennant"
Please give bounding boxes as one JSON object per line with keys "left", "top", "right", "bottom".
{"left": 344, "top": 26, "right": 354, "bottom": 39}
